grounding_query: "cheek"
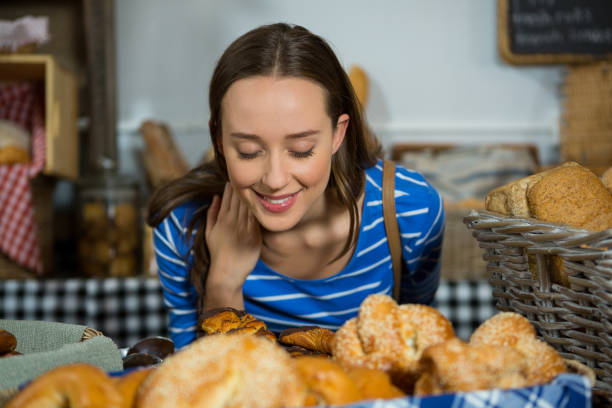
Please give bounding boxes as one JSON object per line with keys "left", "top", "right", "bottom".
{"left": 297, "top": 156, "right": 332, "bottom": 187}
{"left": 226, "top": 159, "right": 259, "bottom": 189}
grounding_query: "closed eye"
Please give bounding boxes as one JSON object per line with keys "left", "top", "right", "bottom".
{"left": 292, "top": 149, "right": 314, "bottom": 158}
{"left": 238, "top": 151, "right": 260, "bottom": 159}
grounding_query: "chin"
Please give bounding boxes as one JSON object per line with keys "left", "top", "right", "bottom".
{"left": 255, "top": 213, "right": 300, "bottom": 233}
{"left": 258, "top": 215, "right": 297, "bottom": 232}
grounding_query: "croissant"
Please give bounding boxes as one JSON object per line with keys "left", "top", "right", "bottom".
{"left": 279, "top": 326, "right": 334, "bottom": 355}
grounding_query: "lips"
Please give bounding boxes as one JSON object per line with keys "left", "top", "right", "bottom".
{"left": 254, "top": 191, "right": 300, "bottom": 213}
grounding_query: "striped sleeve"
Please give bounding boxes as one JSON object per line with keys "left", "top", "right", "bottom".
{"left": 394, "top": 165, "right": 445, "bottom": 305}
{"left": 153, "top": 208, "right": 199, "bottom": 349}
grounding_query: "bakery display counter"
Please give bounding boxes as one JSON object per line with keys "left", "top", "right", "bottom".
{"left": 0, "top": 278, "right": 496, "bottom": 348}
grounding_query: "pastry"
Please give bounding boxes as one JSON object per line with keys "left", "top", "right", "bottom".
{"left": 5, "top": 363, "right": 122, "bottom": 408}
{"left": 470, "top": 312, "right": 566, "bottom": 385}
{"left": 414, "top": 338, "right": 529, "bottom": 396}
{"left": 279, "top": 326, "right": 334, "bottom": 355}
{"left": 293, "top": 356, "right": 362, "bottom": 406}
{"left": 135, "top": 333, "right": 306, "bottom": 408}
{"left": 331, "top": 294, "right": 455, "bottom": 391}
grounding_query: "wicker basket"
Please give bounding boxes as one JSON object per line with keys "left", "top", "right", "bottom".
{"left": 464, "top": 210, "right": 612, "bottom": 404}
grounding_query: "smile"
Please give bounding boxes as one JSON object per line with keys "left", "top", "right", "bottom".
{"left": 254, "top": 191, "right": 300, "bottom": 213}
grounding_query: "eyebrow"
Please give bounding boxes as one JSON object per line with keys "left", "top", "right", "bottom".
{"left": 230, "top": 130, "right": 320, "bottom": 140}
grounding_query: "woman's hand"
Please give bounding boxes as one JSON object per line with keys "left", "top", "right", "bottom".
{"left": 204, "top": 183, "right": 262, "bottom": 309}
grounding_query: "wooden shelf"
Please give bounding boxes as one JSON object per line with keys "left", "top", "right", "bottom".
{"left": 0, "top": 54, "right": 79, "bottom": 179}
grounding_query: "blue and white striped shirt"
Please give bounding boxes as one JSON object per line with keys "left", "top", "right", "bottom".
{"left": 153, "top": 160, "right": 444, "bottom": 348}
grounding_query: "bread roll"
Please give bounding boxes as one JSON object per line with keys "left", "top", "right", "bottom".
{"left": 486, "top": 161, "right": 612, "bottom": 231}
{"left": 527, "top": 164, "right": 612, "bottom": 231}
{"left": 485, "top": 162, "right": 579, "bottom": 217}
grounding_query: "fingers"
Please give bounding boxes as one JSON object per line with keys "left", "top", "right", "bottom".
{"left": 219, "top": 182, "right": 232, "bottom": 216}
{"left": 205, "top": 195, "right": 220, "bottom": 237}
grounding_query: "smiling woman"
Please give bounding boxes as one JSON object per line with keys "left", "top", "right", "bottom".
{"left": 146, "top": 23, "right": 444, "bottom": 349}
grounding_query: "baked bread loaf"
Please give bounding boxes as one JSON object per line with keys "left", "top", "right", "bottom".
{"left": 5, "top": 363, "right": 123, "bottom": 408}
{"left": 279, "top": 326, "right": 335, "bottom": 355}
{"left": 332, "top": 294, "right": 455, "bottom": 391}
{"left": 135, "top": 333, "right": 306, "bottom": 408}
{"left": 485, "top": 162, "right": 612, "bottom": 231}
{"left": 527, "top": 164, "right": 612, "bottom": 231}
{"left": 414, "top": 338, "right": 529, "bottom": 396}
{"left": 470, "top": 312, "right": 566, "bottom": 385}
{"left": 485, "top": 162, "right": 578, "bottom": 218}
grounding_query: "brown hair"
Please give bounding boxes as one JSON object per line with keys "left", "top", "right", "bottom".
{"left": 147, "top": 23, "right": 381, "bottom": 305}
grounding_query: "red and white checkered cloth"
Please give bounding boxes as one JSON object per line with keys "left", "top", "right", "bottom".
{"left": 0, "top": 82, "right": 46, "bottom": 274}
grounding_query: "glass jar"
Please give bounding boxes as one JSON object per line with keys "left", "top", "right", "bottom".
{"left": 77, "top": 170, "right": 141, "bottom": 277}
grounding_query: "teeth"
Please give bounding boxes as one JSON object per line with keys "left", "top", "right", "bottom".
{"left": 264, "top": 196, "right": 290, "bottom": 204}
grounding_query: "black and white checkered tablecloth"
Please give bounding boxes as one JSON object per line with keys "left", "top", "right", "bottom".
{"left": 0, "top": 278, "right": 496, "bottom": 348}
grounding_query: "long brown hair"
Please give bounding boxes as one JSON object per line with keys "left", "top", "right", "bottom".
{"left": 147, "top": 23, "right": 381, "bottom": 305}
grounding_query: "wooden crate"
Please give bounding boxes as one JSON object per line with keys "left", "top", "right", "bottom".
{"left": 561, "top": 62, "right": 612, "bottom": 176}
{"left": 0, "top": 55, "right": 78, "bottom": 277}
{"left": 0, "top": 54, "right": 79, "bottom": 179}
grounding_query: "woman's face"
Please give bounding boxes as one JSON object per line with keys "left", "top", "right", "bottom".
{"left": 219, "top": 75, "right": 348, "bottom": 232}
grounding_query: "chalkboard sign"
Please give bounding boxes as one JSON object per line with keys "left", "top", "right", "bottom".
{"left": 498, "top": 0, "right": 612, "bottom": 64}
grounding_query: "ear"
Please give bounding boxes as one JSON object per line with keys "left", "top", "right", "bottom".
{"left": 332, "top": 113, "right": 349, "bottom": 154}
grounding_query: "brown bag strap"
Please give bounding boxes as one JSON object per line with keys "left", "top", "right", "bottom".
{"left": 382, "top": 160, "right": 402, "bottom": 301}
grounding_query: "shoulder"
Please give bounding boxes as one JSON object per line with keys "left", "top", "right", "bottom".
{"left": 153, "top": 200, "right": 206, "bottom": 249}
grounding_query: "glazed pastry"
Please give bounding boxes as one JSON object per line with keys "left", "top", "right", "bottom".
{"left": 200, "top": 307, "right": 267, "bottom": 335}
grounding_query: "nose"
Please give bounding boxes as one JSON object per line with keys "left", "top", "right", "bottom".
{"left": 261, "top": 153, "right": 289, "bottom": 191}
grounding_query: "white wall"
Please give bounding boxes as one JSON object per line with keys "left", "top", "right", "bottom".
{"left": 115, "top": 0, "right": 565, "bottom": 172}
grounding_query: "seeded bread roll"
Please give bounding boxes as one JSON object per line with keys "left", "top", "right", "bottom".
{"left": 485, "top": 162, "right": 612, "bottom": 232}
{"left": 485, "top": 162, "right": 579, "bottom": 218}
{"left": 527, "top": 164, "right": 612, "bottom": 232}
